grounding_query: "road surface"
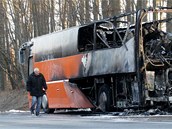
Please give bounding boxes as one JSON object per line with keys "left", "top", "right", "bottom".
{"left": 0, "top": 110, "right": 172, "bottom": 129}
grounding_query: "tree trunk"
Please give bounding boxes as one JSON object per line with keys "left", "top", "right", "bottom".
{"left": 0, "top": 0, "right": 5, "bottom": 90}
{"left": 93, "top": 0, "right": 99, "bottom": 20}
{"left": 59, "top": 0, "right": 67, "bottom": 29}
{"left": 109, "top": 0, "right": 120, "bottom": 16}
{"left": 167, "top": 0, "right": 172, "bottom": 32}
{"left": 78, "top": 0, "right": 85, "bottom": 25}
{"left": 50, "top": 0, "right": 55, "bottom": 32}
{"left": 102, "top": 0, "right": 108, "bottom": 18}
{"left": 85, "top": 0, "right": 90, "bottom": 23}
{"left": 68, "top": 0, "right": 76, "bottom": 27}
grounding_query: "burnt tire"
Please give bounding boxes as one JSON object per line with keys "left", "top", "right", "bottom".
{"left": 98, "top": 85, "right": 111, "bottom": 112}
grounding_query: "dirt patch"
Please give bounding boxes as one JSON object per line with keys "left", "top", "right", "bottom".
{"left": 0, "top": 88, "right": 29, "bottom": 112}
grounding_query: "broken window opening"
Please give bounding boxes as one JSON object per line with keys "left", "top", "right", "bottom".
{"left": 78, "top": 19, "right": 134, "bottom": 52}
{"left": 142, "top": 17, "right": 172, "bottom": 69}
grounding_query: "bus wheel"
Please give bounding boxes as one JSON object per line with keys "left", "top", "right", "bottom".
{"left": 42, "top": 94, "right": 55, "bottom": 114}
{"left": 98, "top": 85, "right": 111, "bottom": 112}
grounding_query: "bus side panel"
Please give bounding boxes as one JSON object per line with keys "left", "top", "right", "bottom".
{"left": 34, "top": 37, "right": 135, "bottom": 81}
{"left": 81, "top": 38, "right": 135, "bottom": 76}
{"left": 34, "top": 54, "right": 83, "bottom": 81}
{"left": 46, "top": 81, "right": 94, "bottom": 108}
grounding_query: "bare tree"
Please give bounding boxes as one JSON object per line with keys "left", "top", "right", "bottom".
{"left": 0, "top": 0, "right": 5, "bottom": 90}
{"left": 109, "top": 0, "right": 120, "bottom": 16}
{"left": 58, "top": 0, "right": 67, "bottom": 29}
{"left": 93, "top": 0, "right": 100, "bottom": 21}
{"left": 101, "top": 0, "right": 109, "bottom": 18}
{"left": 67, "top": 0, "right": 77, "bottom": 27}
{"left": 167, "top": 0, "right": 172, "bottom": 32}
{"left": 85, "top": 0, "right": 91, "bottom": 23}
{"left": 50, "top": 0, "right": 55, "bottom": 32}
{"left": 77, "top": 0, "right": 86, "bottom": 24}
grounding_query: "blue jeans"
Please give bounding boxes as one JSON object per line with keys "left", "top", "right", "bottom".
{"left": 30, "top": 96, "right": 42, "bottom": 115}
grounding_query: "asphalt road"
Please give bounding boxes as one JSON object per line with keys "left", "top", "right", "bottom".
{"left": 1, "top": 111, "right": 172, "bottom": 129}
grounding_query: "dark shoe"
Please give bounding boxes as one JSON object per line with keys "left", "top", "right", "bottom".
{"left": 31, "top": 110, "right": 34, "bottom": 115}
{"left": 36, "top": 112, "right": 39, "bottom": 116}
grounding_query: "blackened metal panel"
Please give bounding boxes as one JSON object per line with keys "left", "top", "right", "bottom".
{"left": 80, "top": 37, "right": 136, "bottom": 77}
{"left": 33, "top": 37, "right": 135, "bottom": 82}
{"left": 31, "top": 26, "right": 80, "bottom": 62}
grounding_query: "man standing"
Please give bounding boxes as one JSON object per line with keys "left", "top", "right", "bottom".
{"left": 27, "top": 68, "right": 47, "bottom": 116}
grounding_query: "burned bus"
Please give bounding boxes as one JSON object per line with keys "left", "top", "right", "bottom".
{"left": 19, "top": 7, "right": 172, "bottom": 112}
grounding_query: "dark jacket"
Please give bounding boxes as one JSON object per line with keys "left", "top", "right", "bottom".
{"left": 27, "top": 72, "right": 47, "bottom": 97}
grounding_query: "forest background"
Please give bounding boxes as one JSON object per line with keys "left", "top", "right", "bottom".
{"left": 0, "top": 0, "right": 172, "bottom": 91}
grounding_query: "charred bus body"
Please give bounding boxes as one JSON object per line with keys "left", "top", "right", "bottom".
{"left": 19, "top": 7, "right": 172, "bottom": 112}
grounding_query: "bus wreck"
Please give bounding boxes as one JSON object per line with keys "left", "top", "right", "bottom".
{"left": 19, "top": 7, "right": 172, "bottom": 112}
